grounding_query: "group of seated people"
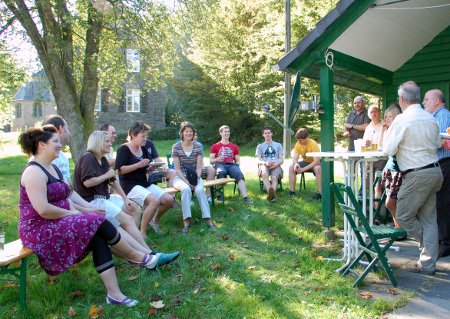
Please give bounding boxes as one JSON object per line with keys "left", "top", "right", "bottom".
{"left": 17, "top": 114, "right": 326, "bottom": 307}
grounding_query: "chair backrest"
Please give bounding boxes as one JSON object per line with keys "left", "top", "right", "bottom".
{"left": 330, "top": 182, "right": 375, "bottom": 238}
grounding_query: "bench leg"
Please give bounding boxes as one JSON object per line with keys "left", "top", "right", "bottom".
{"left": 19, "top": 257, "right": 28, "bottom": 311}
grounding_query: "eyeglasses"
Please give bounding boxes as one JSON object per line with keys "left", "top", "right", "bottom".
{"left": 111, "top": 132, "right": 117, "bottom": 135}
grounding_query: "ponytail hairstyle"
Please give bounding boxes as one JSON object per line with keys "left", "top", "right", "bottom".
{"left": 18, "top": 125, "right": 57, "bottom": 156}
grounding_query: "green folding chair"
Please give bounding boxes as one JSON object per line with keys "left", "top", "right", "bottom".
{"left": 330, "top": 182, "right": 407, "bottom": 287}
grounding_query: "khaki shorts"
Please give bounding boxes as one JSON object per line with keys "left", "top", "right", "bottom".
{"left": 259, "top": 165, "right": 283, "bottom": 180}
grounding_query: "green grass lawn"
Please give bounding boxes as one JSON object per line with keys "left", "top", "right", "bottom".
{"left": 0, "top": 145, "right": 405, "bottom": 318}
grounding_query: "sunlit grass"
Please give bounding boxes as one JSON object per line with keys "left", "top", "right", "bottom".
{"left": 0, "top": 148, "right": 407, "bottom": 319}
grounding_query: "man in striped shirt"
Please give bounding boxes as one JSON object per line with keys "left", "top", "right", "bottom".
{"left": 423, "top": 89, "right": 450, "bottom": 258}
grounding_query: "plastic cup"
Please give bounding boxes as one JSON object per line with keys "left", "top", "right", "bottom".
{"left": 93, "top": 195, "right": 106, "bottom": 211}
{"left": 354, "top": 139, "right": 363, "bottom": 152}
{"left": 161, "top": 176, "right": 167, "bottom": 188}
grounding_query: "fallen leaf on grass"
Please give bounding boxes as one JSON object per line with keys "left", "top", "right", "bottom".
{"left": 325, "top": 297, "right": 335, "bottom": 301}
{"left": 228, "top": 207, "right": 235, "bottom": 212}
{"left": 279, "top": 249, "right": 288, "bottom": 254}
{"left": 68, "top": 306, "right": 76, "bottom": 317}
{"left": 267, "top": 229, "right": 278, "bottom": 237}
{"left": 388, "top": 288, "right": 399, "bottom": 295}
{"left": 151, "top": 300, "right": 165, "bottom": 309}
{"left": 3, "top": 283, "right": 18, "bottom": 288}
{"left": 248, "top": 266, "right": 256, "bottom": 270}
{"left": 175, "top": 274, "right": 182, "bottom": 278}
{"left": 46, "top": 276, "right": 57, "bottom": 284}
{"left": 359, "top": 291, "right": 373, "bottom": 300}
{"left": 190, "top": 255, "right": 203, "bottom": 261}
{"left": 127, "top": 275, "right": 139, "bottom": 281}
{"left": 228, "top": 254, "right": 236, "bottom": 260}
{"left": 211, "top": 263, "right": 220, "bottom": 270}
{"left": 313, "top": 286, "right": 325, "bottom": 291}
{"left": 148, "top": 308, "right": 158, "bottom": 316}
{"left": 204, "top": 253, "right": 214, "bottom": 257}
{"left": 88, "top": 305, "right": 104, "bottom": 318}
{"left": 71, "top": 290, "right": 84, "bottom": 298}
{"left": 193, "top": 288, "right": 199, "bottom": 294}
{"left": 221, "top": 234, "right": 229, "bottom": 240}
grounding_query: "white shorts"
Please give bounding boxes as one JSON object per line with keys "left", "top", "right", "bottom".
{"left": 90, "top": 196, "right": 124, "bottom": 228}
{"left": 127, "top": 184, "right": 165, "bottom": 208}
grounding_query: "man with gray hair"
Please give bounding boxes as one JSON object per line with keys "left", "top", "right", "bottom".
{"left": 384, "top": 81, "right": 443, "bottom": 275}
{"left": 343, "top": 96, "right": 371, "bottom": 151}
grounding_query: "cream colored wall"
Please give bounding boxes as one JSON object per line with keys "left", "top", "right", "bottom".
{"left": 10, "top": 100, "right": 57, "bottom": 131}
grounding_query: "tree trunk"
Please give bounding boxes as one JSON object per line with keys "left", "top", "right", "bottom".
{"left": 4, "top": 0, "right": 101, "bottom": 162}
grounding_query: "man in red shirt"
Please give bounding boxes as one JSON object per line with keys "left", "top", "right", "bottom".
{"left": 210, "top": 125, "right": 252, "bottom": 204}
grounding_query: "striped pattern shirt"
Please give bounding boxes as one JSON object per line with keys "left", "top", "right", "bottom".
{"left": 433, "top": 106, "right": 450, "bottom": 160}
{"left": 172, "top": 141, "right": 203, "bottom": 176}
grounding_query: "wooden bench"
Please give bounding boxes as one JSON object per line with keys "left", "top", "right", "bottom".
{"left": 164, "top": 177, "right": 235, "bottom": 207}
{"left": 0, "top": 239, "right": 34, "bottom": 310}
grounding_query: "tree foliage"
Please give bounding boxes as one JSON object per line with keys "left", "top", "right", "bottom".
{"left": 0, "top": 40, "right": 25, "bottom": 128}
{"left": 1, "top": 0, "right": 177, "bottom": 160}
{"left": 169, "top": 0, "right": 341, "bottom": 144}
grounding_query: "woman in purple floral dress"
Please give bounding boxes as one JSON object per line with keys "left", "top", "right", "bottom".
{"left": 18, "top": 125, "right": 179, "bottom": 307}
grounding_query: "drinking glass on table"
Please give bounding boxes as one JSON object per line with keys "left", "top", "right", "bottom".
{"left": 161, "top": 176, "right": 167, "bottom": 188}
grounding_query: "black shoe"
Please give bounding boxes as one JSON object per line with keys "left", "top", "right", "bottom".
{"left": 395, "top": 236, "right": 407, "bottom": 242}
{"left": 438, "top": 244, "right": 450, "bottom": 258}
{"left": 289, "top": 191, "right": 295, "bottom": 199}
{"left": 267, "top": 187, "right": 275, "bottom": 201}
{"left": 312, "top": 193, "right": 322, "bottom": 200}
{"left": 271, "top": 195, "right": 276, "bottom": 203}
{"left": 216, "top": 194, "right": 223, "bottom": 202}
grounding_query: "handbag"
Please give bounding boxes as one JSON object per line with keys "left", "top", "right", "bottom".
{"left": 185, "top": 166, "right": 198, "bottom": 186}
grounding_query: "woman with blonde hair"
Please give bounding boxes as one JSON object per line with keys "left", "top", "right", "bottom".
{"left": 18, "top": 126, "right": 175, "bottom": 307}
{"left": 380, "top": 102, "right": 403, "bottom": 228}
{"left": 74, "top": 130, "right": 180, "bottom": 262}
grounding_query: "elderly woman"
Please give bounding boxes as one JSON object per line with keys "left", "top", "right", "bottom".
{"left": 73, "top": 131, "right": 179, "bottom": 257}
{"left": 115, "top": 121, "right": 174, "bottom": 236}
{"left": 380, "top": 103, "right": 403, "bottom": 228}
{"left": 172, "top": 121, "right": 217, "bottom": 233}
{"left": 18, "top": 126, "right": 178, "bottom": 307}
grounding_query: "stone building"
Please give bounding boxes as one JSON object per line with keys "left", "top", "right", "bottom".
{"left": 10, "top": 49, "right": 167, "bottom": 134}
{"left": 10, "top": 70, "right": 56, "bottom": 131}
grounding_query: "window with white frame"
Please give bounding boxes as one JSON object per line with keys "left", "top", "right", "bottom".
{"left": 94, "top": 90, "right": 102, "bottom": 111}
{"left": 126, "top": 49, "right": 140, "bottom": 73}
{"left": 15, "top": 103, "right": 22, "bottom": 118}
{"left": 126, "top": 89, "right": 141, "bottom": 112}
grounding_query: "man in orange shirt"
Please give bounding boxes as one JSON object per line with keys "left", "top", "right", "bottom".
{"left": 289, "top": 128, "right": 322, "bottom": 200}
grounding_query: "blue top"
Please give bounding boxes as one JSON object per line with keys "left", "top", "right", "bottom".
{"left": 384, "top": 156, "right": 400, "bottom": 172}
{"left": 433, "top": 106, "right": 450, "bottom": 160}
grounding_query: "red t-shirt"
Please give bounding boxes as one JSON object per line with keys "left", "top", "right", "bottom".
{"left": 210, "top": 142, "right": 240, "bottom": 163}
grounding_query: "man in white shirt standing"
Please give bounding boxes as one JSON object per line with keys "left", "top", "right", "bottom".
{"left": 384, "top": 81, "right": 443, "bottom": 275}
{"left": 256, "top": 126, "right": 284, "bottom": 202}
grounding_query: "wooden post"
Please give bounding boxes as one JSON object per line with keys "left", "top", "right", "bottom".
{"left": 319, "top": 64, "right": 335, "bottom": 227}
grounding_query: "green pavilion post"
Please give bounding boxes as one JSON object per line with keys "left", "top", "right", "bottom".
{"left": 319, "top": 63, "right": 335, "bottom": 227}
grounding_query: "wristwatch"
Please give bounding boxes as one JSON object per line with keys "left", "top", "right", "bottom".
{"left": 351, "top": 124, "right": 354, "bottom": 129}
